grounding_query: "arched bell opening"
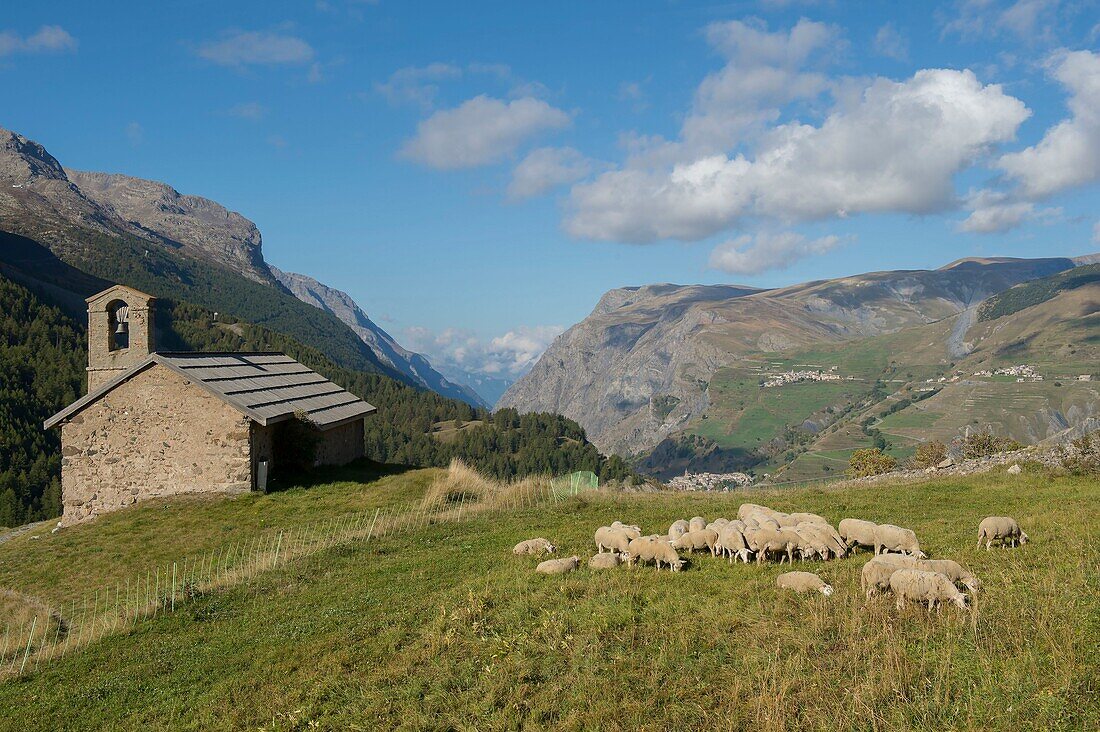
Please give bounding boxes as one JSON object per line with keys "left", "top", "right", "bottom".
{"left": 107, "top": 299, "right": 130, "bottom": 351}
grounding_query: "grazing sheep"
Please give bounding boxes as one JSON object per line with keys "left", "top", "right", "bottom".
{"left": 754, "top": 527, "right": 800, "bottom": 564}
{"left": 798, "top": 522, "right": 846, "bottom": 559}
{"left": 610, "top": 521, "right": 642, "bottom": 540}
{"left": 705, "top": 518, "right": 730, "bottom": 532}
{"left": 672, "top": 528, "right": 719, "bottom": 556}
{"left": 792, "top": 526, "right": 831, "bottom": 561}
{"left": 889, "top": 568, "right": 969, "bottom": 611}
{"left": 774, "top": 513, "right": 802, "bottom": 528}
{"left": 689, "top": 516, "right": 708, "bottom": 533}
{"left": 790, "top": 512, "right": 828, "bottom": 525}
{"left": 594, "top": 526, "right": 633, "bottom": 554}
{"left": 669, "top": 520, "right": 690, "bottom": 541}
{"left": 873, "top": 524, "right": 926, "bottom": 558}
{"left": 589, "top": 553, "right": 622, "bottom": 570}
{"left": 747, "top": 514, "right": 782, "bottom": 531}
{"left": 839, "top": 518, "right": 879, "bottom": 552}
{"left": 536, "top": 556, "right": 580, "bottom": 575}
{"left": 777, "top": 571, "right": 834, "bottom": 596}
{"left": 650, "top": 540, "right": 685, "bottom": 572}
{"left": 816, "top": 524, "right": 849, "bottom": 557}
{"left": 976, "top": 516, "right": 1029, "bottom": 550}
{"left": 920, "top": 559, "right": 980, "bottom": 594}
{"left": 727, "top": 519, "right": 748, "bottom": 533}
{"left": 624, "top": 536, "right": 658, "bottom": 567}
{"left": 860, "top": 555, "right": 920, "bottom": 598}
{"left": 738, "top": 503, "right": 779, "bottom": 521}
{"left": 512, "top": 538, "right": 557, "bottom": 556}
{"left": 717, "top": 524, "right": 751, "bottom": 564}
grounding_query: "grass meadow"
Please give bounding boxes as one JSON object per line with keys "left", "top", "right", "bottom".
{"left": 0, "top": 463, "right": 1096, "bottom": 731}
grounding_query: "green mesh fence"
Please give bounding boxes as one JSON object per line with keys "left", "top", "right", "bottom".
{"left": 551, "top": 470, "right": 598, "bottom": 497}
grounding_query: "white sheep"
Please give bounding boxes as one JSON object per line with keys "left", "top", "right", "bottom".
{"left": 594, "top": 526, "right": 633, "bottom": 554}
{"left": 889, "top": 568, "right": 969, "bottom": 611}
{"left": 512, "top": 538, "right": 557, "bottom": 556}
{"left": 873, "top": 524, "right": 926, "bottom": 558}
{"left": 705, "top": 518, "right": 730, "bottom": 532}
{"left": 860, "top": 555, "right": 920, "bottom": 598}
{"left": 624, "top": 536, "right": 658, "bottom": 567}
{"left": 738, "top": 503, "right": 779, "bottom": 521}
{"left": 839, "top": 518, "right": 878, "bottom": 552}
{"left": 791, "top": 526, "right": 831, "bottom": 561}
{"left": 588, "top": 552, "right": 622, "bottom": 570}
{"left": 790, "top": 512, "right": 829, "bottom": 525}
{"left": 798, "top": 522, "right": 846, "bottom": 559}
{"left": 777, "top": 571, "right": 834, "bottom": 596}
{"left": 688, "top": 516, "right": 707, "bottom": 533}
{"left": 747, "top": 514, "right": 782, "bottom": 531}
{"left": 650, "top": 540, "right": 685, "bottom": 572}
{"left": 754, "top": 527, "right": 800, "bottom": 564}
{"left": 610, "top": 521, "right": 642, "bottom": 540}
{"left": 668, "top": 520, "right": 690, "bottom": 541}
{"left": 536, "top": 556, "right": 580, "bottom": 575}
{"left": 920, "top": 558, "right": 980, "bottom": 594}
{"left": 716, "top": 524, "right": 751, "bottom": 564}
{"left": 672, "top": 528, "right": 719, "bottom": 556}
{"left": 976, "top": 516, "right": 1029, "bottom": 550}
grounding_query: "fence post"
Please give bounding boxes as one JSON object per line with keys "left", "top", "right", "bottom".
{"left": 171, "top": 562, "right": 177, "bottom": 613}
{"left": 366, "top": 508, "right": 379, "bottom": 541}
{"left": 273, "top": 532, "right": 284, "bottom": 567}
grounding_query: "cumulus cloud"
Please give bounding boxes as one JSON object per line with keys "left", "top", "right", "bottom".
{"left": 508, "top": 147, "right": 595, "bottom": 199}
{"left": 400, "top": 95, "right": 571, "bottom": 169}
{"left": 998, "top": 49, "right": 1100, "bottom": 198}
{"left": 197, "top": 30, "right": 314, "bottom": 67}
{"left": 708, "top": 231, "right": 842, "bottom": 275}
{"left": 0, "top": 25, "right": 77, "bottom": 56}
{"left": 403, "top": 325, "right": 564, "bottom": 378}
{"left": 567, "top": 68, "right": 1029, "bottom": 243}
{"left": 957, "top": 189, "right": 1062, "bottom": 233}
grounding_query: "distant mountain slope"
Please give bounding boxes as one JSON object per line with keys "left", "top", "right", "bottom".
{"left": 66, "top": 169, "right": 275, "bottom": 285}
{"left": 0, "top": 125, "right": 482, "bottom": 405}
{"left": 499, "top": 257, "right": 1079, "bottom": 458}
{"left": 271, "top": 268, "right": 488, "bottom": 408}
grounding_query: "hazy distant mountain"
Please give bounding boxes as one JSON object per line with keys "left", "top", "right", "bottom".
{"left": 499, "top": 257, "right": 1083, "bottom": 458}
{"left": 271, "top": 268, "right": 488, "bottom": 408}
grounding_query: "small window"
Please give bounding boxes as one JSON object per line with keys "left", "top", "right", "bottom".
{"left": 107, "top": 300, "right": 130, "bottom": 351}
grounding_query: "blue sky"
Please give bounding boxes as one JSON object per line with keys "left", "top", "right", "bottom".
{"left": 2, "top": 0, "right": 1098, "bottom": 385}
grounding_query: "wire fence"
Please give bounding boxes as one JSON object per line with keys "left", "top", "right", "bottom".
{"left": 0, "top": 474, "right": 567, "bottom": 681}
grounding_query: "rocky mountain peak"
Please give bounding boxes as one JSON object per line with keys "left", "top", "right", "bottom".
{"left": 0, "top": 127, "right": 68, "bottom": 183}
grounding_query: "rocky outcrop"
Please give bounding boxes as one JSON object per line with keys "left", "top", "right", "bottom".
{"left": 67, "top": 170, "right": 274, "bottom": 285}
{"left": 499, "top": 258, "right": 1078, "bottom": 456}
{"left": 271, "top": 268, "right": 487, "bottom": 408}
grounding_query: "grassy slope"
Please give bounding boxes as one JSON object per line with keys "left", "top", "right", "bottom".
{"left": 1, "top": 470, "right": 1097, "bottom": 731}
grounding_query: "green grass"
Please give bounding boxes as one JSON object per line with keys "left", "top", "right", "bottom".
{"left": 0, "top": 461, "right": 437, "bottom": 609}
{"left": 1, "top": 469, "right": 1097, "bottom": 731}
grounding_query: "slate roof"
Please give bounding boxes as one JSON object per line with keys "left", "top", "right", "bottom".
{"left": 45, "top": 352, "right": 376, "bottom": 430}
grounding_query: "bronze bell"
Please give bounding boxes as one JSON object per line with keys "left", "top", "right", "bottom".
{"left": 115, "top": 320, "right": 128, "bottom": 336}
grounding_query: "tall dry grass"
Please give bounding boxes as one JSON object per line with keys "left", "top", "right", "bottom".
{"left": 420, "top": 459, "right": 555, "bottom": 516}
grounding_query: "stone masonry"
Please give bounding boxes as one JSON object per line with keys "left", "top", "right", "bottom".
{"left": 59, "top": 365, "right": 252, "bottom": 525}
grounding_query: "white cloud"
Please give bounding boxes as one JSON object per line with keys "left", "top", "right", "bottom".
{"left": 567, "top": 68, "right": 1029, "bottom": 243}
{"left": 400, "top": 95, "right": 571, "bottom": 169}
{"left": 375, "top": 63, "right": 463, "bottom": 108}
{"left": 958, "top": 189, "right": 1063, "bottom": 233}
{"left": 873, "top": 22, "right": 909, "bottom": 62}
{"left": 197, "top": 30, "right": 314, "bottom": 67}
{"left": 403, "top": 325, "right": 564, "bottom": 378}
{"left": 998, "top": 50, "right": 1100, "bottom": 198}
{"left": 0, "top": 25, "right": 77, "bottom": 56}
{"left": 228, "top": 102, "right": 267, "bottom": 119}
{"left": 1093, "top": 220, "right": 1100, "bottom": 244}
{"left": 942, "top": 0, "right": 1062, "bottom": 42}
{"left": 708, "top": 231, "right": 841, "bottom": 275}
{"left": 508, "top": 147, "right": 594, "bottom": 199}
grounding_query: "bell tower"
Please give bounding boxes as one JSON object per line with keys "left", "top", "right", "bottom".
{"left": 86, "top": 285, "right": 156, "bottom": 391}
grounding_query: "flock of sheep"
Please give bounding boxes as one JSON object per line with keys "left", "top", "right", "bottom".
{"left": 513, "top": 504, "right": 1030, "bottom": 612}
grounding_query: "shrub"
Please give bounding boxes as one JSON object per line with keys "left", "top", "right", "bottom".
{"left": 959, "top": 432, "right": 1023, "bottom": 459}
{"left": 1064, "top": 430, "right": 1100, "bottom": 477}
{"left": 848, "top": 448, "right": 897, "bottom": 478}
{"left": 909, "top": 440, "right": 948, "bottom": 469}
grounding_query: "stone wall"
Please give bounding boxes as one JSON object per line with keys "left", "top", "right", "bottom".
{"left": 59, "top": 364, "right": 252, "bottom": 525}
{"left": 315, "top": 419, "right": 365, "bottom": 466}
